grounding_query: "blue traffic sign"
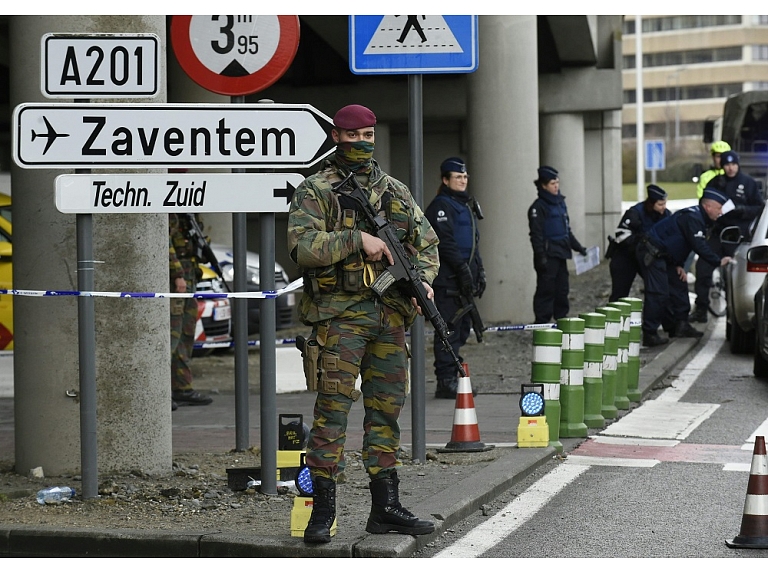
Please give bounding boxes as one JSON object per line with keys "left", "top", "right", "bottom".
{"left": 645, "top": 139, "right": 665, "bottom": 171}
{"left": 349, "top": 15, "right": 478, "bottom": 75}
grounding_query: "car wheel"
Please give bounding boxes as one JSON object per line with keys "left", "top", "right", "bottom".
{"left": 731, "top": 319, "right": 754, "bottom": 354}
{"left": 755, "top": 333, "right": 768, "bottom": 378}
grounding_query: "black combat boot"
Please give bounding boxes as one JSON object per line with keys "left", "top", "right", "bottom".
{"left": 303, "top": 476, "right": 336, "bottom": 544}
{"left": 435, "top": 377, "right": 458, "bottom": 399}
{"left": 675, "top": 320, "right": 703, "bottom": 338}
{"left": 643, "top": 330, "right": 669, "bottom": 347}
{"left": 688, "top": 306, "right": 708, "bottom": 323}
{"left": 365, "top": 471, "right": 435, "bottom": 535}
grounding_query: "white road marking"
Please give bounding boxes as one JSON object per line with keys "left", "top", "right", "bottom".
{"left": 600, "top": 400, "right": 719, "bottom": 440}
{"left": 435, "top": 463, "right": 590, "bottom": 558}
{"left": 589, "top": 436, "right": 679, "bottom": 447}
{"left": 742, "top": 418, "right": 768, "bottom": 451}
{"left": 657, "top": 317, "right": 725, "bottom": 403}
{"left": 564, "top": 455, "right": 660, "bottom": 467}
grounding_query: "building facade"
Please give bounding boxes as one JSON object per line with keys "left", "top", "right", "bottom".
{"left": 622, "top": 15, "right": 768, "bottom": 144}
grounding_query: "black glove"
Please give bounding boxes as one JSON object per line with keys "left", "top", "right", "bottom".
{"left": 728, "top": 205, "right": 745, "bottom": 217}
{"left": 577, "top": 246, "right": 588, "bottom": 257}
{"left": 457, "top": 263, "right": 474, "bottom": 296}
{"left": 475, "top": 267, "right": 486, "bottom": 298}
{"left": 533, "top": 253, "right": 547, "bottom": 273}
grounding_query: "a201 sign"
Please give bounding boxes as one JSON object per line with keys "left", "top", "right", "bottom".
{"left": 41, "top": 33, "right": 159, "bottom": 98}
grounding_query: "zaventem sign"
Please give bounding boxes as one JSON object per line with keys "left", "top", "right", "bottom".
{"left": 12, "top": 102, "right": 335, "bottom": 169}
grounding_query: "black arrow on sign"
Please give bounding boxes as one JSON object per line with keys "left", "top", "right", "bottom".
{"left": 274, "top": 181, "right": 297, "bottom": 204}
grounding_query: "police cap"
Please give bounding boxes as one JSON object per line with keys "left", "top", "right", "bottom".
{"left": 702, "top": 187, "right": 727, "bottom": 204}
{"left": 441, "top": 157, "right": 466, "bottom": 174}
{"left": 647, "top": 184, "right": 667, "bottom": 201}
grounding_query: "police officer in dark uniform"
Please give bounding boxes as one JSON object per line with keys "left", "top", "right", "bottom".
{"left": 528, "top": 166, "right": 587, "bottom": 324}
{"left": 607, "top": 184, "right": 671, "bottom": 302}
{"left": 690, "top": 150, "right": 765, "bottom": 323}
{"left": 425, "top": 157, "right": 486, "bottom": 399}
{"left": 638, "top": 188, "right": 733, "bottom": 347}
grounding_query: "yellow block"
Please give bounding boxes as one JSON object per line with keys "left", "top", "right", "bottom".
{"left": 290, "top": 496, "right": 338, "bottom": 538}
{"left": 517, "top": 416, "right": 550, "bottom": 448}
{"left": 277, "top": 450, "right": 304, "bottom": 469}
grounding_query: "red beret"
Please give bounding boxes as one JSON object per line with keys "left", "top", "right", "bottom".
{"left": 333, "top": 104, "right": 377, "bottom": 130}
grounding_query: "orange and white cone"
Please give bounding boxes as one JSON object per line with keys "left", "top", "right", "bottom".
{"left": 437, "top": 364, "right": 494, "bottom": 453}
{"left": 726, "top": 436, "right": 768, "bottom": 549}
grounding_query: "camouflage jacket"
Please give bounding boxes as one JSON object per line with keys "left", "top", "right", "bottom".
{"left": 169, "top": 214, "right": 203, "bottom": 280}
{"left": 287, "top": 158, "right": 440, "bottom": 326}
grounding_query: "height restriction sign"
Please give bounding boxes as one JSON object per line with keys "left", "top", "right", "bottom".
{"left": 171, "top": 15, "right": 300, "bottom": 96}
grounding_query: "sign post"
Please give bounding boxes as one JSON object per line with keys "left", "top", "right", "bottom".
{"left": 349, "top": 15, "right": 479, "bottom": 463}
{"left": 170, "top": 15, "right": 301, "bottom": 495}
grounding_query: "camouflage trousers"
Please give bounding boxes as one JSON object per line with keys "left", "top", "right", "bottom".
{"left": 308, "top": 298, "right": 409, "bottom": 481}
{"left": 170, "top": 259, "right": 197, "bottom": 392}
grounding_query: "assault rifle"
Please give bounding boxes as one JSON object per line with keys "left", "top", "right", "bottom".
{"left": 449, "top": 288, "right": 486, "bottom": 343}
{"left": 331, "top": 173, "right": 466, "bottom": 378}
{"left": 185, "top": 215, "right": 229, "bottom": 290}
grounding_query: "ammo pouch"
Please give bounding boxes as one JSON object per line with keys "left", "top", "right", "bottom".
{"left": 296, "top": 335, "right": 320, "bottom": 392}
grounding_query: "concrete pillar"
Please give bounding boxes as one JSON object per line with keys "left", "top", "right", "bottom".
{"left": 10, "top": 15, "right": 171, "bottom": 475}
{"left": 468, "top": 15, "right": 538, "bottom": 324}
{"left": 540, "top": 113, "right": 587, "bottom": 250}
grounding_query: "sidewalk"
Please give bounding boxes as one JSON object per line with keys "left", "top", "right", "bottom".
{"left": 0, "top": 323, "right": 702, "bottom": 558}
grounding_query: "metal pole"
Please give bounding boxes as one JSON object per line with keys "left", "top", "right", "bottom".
{"left": 408, "top": 74, "right": 427, "bottom": 463}
{"left": 231, "top": 95, "right": 249, "bottom": 453}
{"left": 251, "top": 98, "right": 278, "bottom": 495}
{"left": 75, "top": 99, "right": 97, "bottom": 499}
{"left": 259, "top": 211, "right": 277, "bottom": 495}
{"left": 77, "top": 211, "right": 97, "bottom": 499}
{"left": 635, "top": 16, "right": 645, "bottom": 203}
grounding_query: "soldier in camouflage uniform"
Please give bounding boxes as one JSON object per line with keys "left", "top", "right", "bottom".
{"left": 169, "top": 214, "right": 213, "bottom": 410}
{"left": 288, "top": 104, "right": 439, "bottom": 544}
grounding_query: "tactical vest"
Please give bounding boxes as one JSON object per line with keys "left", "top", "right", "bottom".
{"left": 305, "top": 183, "right": 398, "bottom": 298}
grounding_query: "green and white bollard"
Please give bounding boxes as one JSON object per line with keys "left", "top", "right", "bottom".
{"left": 557, "top": 317, "right": 588, "bottom": 438}
{"left": 532, "top": 328, "right": 563, "bottom": 452}
{"left": 620, "top": 297, "right": 643, "bottom": 402}
{"left": 607, "top": 301, "right": 631, "bottom": 411}
{"left": 579, "top": 312, "right": 606, "bottom": 429}
{"left": 595, "top": 306, "right": 619, "bottom": 420}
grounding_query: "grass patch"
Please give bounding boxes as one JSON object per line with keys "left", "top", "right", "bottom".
{"left": 622, "top": 181, "right": 698, "bottom": 202}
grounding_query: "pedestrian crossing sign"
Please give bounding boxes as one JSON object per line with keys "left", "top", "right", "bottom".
{"left": 349, "top": 15, "right": 479, "bottom": 75}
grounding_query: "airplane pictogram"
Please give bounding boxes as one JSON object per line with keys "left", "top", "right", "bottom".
{"left": 31, "top": 116, "right": 70, "bottom": 154}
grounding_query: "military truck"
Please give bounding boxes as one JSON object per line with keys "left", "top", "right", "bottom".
{"left": 703, "top": 90, "right": 768, "bottom": 194}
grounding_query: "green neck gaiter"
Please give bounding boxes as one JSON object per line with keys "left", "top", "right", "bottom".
{"left": 335, "top": 141, "right": 375, "bottom": 173}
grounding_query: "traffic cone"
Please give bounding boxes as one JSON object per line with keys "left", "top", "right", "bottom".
{"left": 726, "top": 436, "right": 768, "bottom": 549}
{"left": 437, "top": 363, "right": 494, "bottom": 453}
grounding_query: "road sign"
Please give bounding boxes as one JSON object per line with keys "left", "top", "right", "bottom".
{"left": 12, "top": 102, "right": 334, "bottom": 169}
{"left": 349, "top": 15, "right": 478, "bottom": 75}
{"left": 55, "top": 173, "right": 304, "bottom": 214}
{"left": 41, "top": 33, "right": 159, "bottom": 98}
{"left": 645, "top": 139, "right": 666, "bottom": 171}
{"left": 170, "top": 15, "right": 300, "bottom": 96}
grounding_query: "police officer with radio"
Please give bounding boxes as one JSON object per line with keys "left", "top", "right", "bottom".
{"left": 425, "top": 157, "right": 485, "bottom": 399}
{"left": 638, "top": 188, "right": 732, "bottom": 347}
